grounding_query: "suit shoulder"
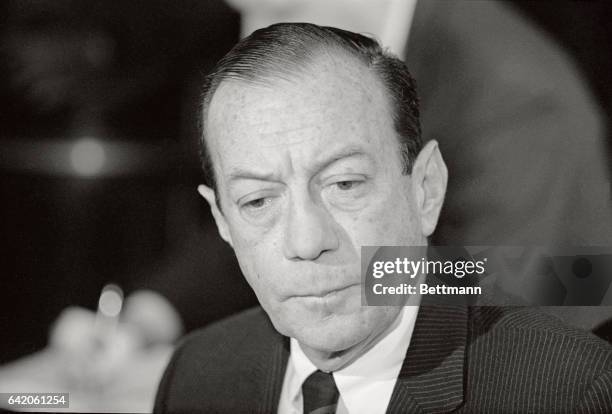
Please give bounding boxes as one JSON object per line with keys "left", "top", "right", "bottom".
{"left": 154, "top": 307, "right": 285, "bottom": 413}
{"left": 162, "top": 306, "right": 273, "bottom": 378}
{"left": 473, "top": 307, "right": 609, "bottom": 344}
{"left": 178, "top": 306, "right": 272, "bottom": 350}
{"left": 470, "top": 306, "right": 612, "bottom": 367}
{"left": 465, "top": 307, "right": 612, "bottom": 409}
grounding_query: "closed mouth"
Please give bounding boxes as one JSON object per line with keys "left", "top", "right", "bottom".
{"left": 296, "top": 282, "right": 360, "bottom": 299}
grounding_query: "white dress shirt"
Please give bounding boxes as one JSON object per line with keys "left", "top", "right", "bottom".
{"left": 278, "top": 305, "right": 419, "bottom": 414}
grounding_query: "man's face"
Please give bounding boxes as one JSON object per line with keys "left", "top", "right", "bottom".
{"left": 203, "top": 55, "right": 442, "bottom": 353}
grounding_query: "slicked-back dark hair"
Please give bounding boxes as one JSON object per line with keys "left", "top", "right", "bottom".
{"left": 199, "top": 22, "right": 422, "bottom": 203}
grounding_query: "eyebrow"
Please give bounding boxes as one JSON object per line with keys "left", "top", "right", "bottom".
{"left": 226, "top": 146, "right": 372, "bottom": 184}
{"left": 227, "top": 169, "right": 279, "bottom": 183}
{"left": 313, "top": 147, "right": 372, "bottom": 174}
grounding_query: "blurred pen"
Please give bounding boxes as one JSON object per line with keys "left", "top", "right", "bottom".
{"left": 85, "top": 283, "right": 129, "bottom": 388}
{"left": 93, "top": 283, "right": 124, "bottom": 346}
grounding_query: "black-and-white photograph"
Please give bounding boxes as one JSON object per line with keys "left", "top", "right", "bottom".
{"left": 1, "top": 1, "right": 611, "bottom": 413}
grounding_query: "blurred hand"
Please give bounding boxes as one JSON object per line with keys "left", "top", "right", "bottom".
{"left": 46, "top": 289, "right": 183, "bottom": 411}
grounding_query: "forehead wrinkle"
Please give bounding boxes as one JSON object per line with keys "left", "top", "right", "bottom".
{"left": 211, "top": 87, "right": 324, "bottom": 144}
{"left": 314, "top": 146, "right": 372, "bottom": 168}
{"left": 224, "top": 147, "right": 296, "bottom": 185}
{"left": 257, "top": 125, "right": 321, "bottom": 148}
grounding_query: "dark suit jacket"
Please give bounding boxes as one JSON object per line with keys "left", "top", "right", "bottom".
{"left": 154, "top": 306, "right": 612, "bottom": 413}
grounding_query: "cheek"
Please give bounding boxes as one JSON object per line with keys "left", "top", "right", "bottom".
{"left": 340, "top": 187, "right": 422, "bottom": 247}
{"left": 234, "top": 241, "right": 268, "bottom": 283}
{"left": 231, "top": 232, "right": 284, "bottom": 301}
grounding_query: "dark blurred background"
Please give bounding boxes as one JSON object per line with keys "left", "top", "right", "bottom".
{"left": 1, "top": 0, "right": 611, "bottom": 364}
{"left": 0, "top": 0, "right": 254, "bottom": 363}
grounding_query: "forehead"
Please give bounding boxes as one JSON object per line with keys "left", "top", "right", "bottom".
{"left": 205, "top": 54, "right": 397, "bottom": 179}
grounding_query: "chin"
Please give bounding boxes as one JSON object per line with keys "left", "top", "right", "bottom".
{"left": 289, "top": 308, "right": 381, "bottom": 353}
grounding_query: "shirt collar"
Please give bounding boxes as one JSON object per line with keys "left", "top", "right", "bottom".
{"left": 286, "top": 305, "right": 419, "bottom": 412}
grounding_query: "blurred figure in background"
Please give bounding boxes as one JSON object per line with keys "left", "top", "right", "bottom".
{"left": 0, "top": 0, "right": 611, "bottom": 412}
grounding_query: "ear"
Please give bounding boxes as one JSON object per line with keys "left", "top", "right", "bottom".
{"left": 197, "top": 185, "right": 234, "bottom": 247}
{"left": 411, "top": 140, "right": 448, "bottom": 238}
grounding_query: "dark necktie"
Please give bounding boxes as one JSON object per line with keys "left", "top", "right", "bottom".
{"left": 302, "top": 370, "right": 340, "bottom": 414}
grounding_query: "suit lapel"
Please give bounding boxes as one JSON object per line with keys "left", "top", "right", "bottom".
{"left": 256, "top": 333, "right": 290, "bottom": 414}
{"left": 387, "top": 305, "right": 468, "bottom": 413}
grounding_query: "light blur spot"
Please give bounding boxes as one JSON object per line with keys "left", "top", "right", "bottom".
{"left": 70, "top": 138, "right": 106, "bottom": 176}
{"left": 98, "top": 284, "right": 124, "bottom": 317}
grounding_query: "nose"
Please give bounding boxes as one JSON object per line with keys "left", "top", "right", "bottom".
{"left": 283, "top": 193, "right": 339, "bottom": 261}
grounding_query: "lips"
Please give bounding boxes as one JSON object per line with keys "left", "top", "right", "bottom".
{"left": 294, "top": 282, "right": 361, "bottom": 298}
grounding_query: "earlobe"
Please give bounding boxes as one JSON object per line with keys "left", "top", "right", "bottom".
{"left": 197, "top": 185, "right": 234, "bottom": 247}
{"left": 412, "top": 141, "right": 448, "bottom": 237}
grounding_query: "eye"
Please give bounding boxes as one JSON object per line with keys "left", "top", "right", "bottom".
{"left": 335, "top": 180, "right": 361, "bottom": 191}
{"left": 236, "top": 193, "right": 280, "bottom": 225}
{"left": 242, "top": 197, "right": 272, "bottom": 211}
{"left": 244, "top": 198, "right": 267, "bottom": 209}
{"left": 322, "top": 176, "right": 369, "bottom": 210}
{"left": 234, "top": 187, "right": 283, "bottom": 225}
